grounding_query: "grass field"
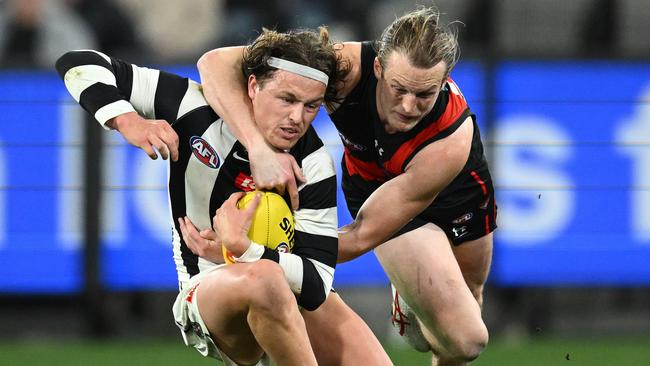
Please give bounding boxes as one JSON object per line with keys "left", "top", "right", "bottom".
{"left": 1, "top": 337, "right": 649, "bottom": 365}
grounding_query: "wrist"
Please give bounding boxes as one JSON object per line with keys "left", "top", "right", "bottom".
{"left": 110, "top": 112, "right": 138, "bottom": 131}
{"left": 247, "top": 134, "right": 274, "bottom": 153}
{"left": 234, "top": 241, "right": 265, "bottom": 263}
{"left": 230, "top": 237, "right": 252, "bottom": 257}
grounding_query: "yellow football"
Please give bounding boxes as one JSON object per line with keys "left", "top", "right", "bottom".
{"left": 222, "top": 191, "right": 295, "bottom": 264}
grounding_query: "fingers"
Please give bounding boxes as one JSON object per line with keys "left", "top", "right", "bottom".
{"left": 177, "top": 217, "right": 189, "bottom": 242}
{"left": 143, "top": 120, "right": 179, "bottom": 161}
{"left": 199, "top": 229, "right": 217, "bottom": 241}
{"left": 291, "top": 157, "right": 306, "bottom": 184}
{"left": 161, "top": 124, "right": 179, "bottom": 162}
{"left": 149, "top": 135, "right": 169, "bottom": 160}
{"left": 284, "top": 155, "right": 303, "bottom": 210}
{"left": 286, "top": 176, "right": 299, "bottom": 211}
{"left": 178, "top": 216, "right": 199, "bottom": 243}
{"left": 178, "top": 217, "right": 211, "bottom": 256}
{"left": 241, "top": 192, "right": 261, "bottom": 216}
{"left": 141, "top": 143, "right": 158, "bottom": 160}
{"left": 227, "top": 191, "right": 246, "bottom": 204}
{"left": 168, "top": 132, "right": 179, "bottom": 162}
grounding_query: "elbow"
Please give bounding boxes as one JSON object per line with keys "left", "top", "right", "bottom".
{"left": 337, "top": 240, "right": 365, "bottom": 263}
{"left": 55, "top": 51, "right": 76, "bottom": 77}
{"left": 196, "top": 50, "right": 214, "bottom": 74}
{"left": 55, "top": 50, "right": 103, "bottom": 79}
{"left": 337, "top": 221, "right": 376, "bottom": 263}
{"left": 197, "top": 49, "right": 226, "bottom": 80}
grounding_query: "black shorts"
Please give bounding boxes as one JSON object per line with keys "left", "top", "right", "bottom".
{"left": 342, "top": 165, "right": 497, "bottom": 246}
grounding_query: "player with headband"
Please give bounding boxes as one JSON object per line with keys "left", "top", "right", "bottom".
{"left": 197, "top": 6, "right": 496, "bottom": 366}
{"left": 57, "top": 27, "right": 392, "bottom": 366}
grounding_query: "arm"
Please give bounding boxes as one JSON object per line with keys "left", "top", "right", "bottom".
{"left": 197, "top": 47, "right": 260, "bottom": 148}
{"left": 198, "top": 48, "right": 304, "bottom": 208}
{"left": 337, "top": 117, "right": 474, "bottom": 262}
{"left": 325, "top": 42, "right": 363, "bottom": 113}
{"left": 55, "top": 50, "right": 180, "bottom": 160}
{"left": 200, "top": 143, "right": 338, "bottom": 310}
{"left": 197, "top": 42, "right": 363, "bottom": 207}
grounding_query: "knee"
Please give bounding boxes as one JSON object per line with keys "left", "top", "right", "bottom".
{"left": 445, "top": 322, "right": 488, "bottom": 362}
{"left": 243, "top": 260, "right": 295, "bottom": 314}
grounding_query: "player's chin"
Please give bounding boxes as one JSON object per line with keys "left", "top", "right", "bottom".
{"left": 269, "top": 135, "right": 299, "bottom": 150}
{"left": 389, "top": 119, "right": 418, "bottom": 133}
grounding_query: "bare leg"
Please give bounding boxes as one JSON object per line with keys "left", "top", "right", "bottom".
{"left": 374, "top": 224, "right": 488, "bottom": 366}
{"left": 432, "top": 234, "right": 493, "bottom": 366}
{"left": 302, "top": 292, "right": 394, "bottom": 366}
{"left": 197, "top": 260, "right": 317, "bottom": 366}
{"left": 452, "top": 233, "right": 493, "bottom": 308}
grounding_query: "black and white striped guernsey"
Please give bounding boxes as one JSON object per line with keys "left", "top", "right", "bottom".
{"left": 56, "top": 50, "right": 338, "bottom": 310}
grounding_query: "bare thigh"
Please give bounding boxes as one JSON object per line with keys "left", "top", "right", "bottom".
{"left": 373, "top": 223, "right": 483, "bottom": 352}
{"left": 302, "top": 292, "right": 393, "bottom": 366}
{"left": 452, "top": 233, "right": 493, "bottom": 307}
{"left": 195, "top": 264, "right": 267, "bottom": 364}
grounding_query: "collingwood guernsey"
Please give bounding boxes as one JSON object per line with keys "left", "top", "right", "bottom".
{"left": 56, "top": 50, "right": 337, "bottom": 310}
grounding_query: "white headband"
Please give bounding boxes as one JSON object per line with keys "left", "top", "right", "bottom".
{"left": 267, "top": 57, "right": 329, "bottom": 85}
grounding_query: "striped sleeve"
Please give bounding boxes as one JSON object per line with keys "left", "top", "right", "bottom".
{"left": 55, "top": 50, "right": 196, "bottom": 129}
{"left": 259, "top": 145, "right": 338, "bottom": 311}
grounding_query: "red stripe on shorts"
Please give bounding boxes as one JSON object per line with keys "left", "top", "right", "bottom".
{"left": 470, "top": 170, "right": 487, "bottom": 195}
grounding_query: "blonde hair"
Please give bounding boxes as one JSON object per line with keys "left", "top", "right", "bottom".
{"left": 376, "top": 6, "right": 459, "bottom": 74}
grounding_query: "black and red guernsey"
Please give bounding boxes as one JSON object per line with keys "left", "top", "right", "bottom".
{"left": 330, "top": 42, "right": 496, "bottom": 244}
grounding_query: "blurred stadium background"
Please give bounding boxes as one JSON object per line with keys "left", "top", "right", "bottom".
{"left": 1, "top": 0, "right": 649, "bottom": 365}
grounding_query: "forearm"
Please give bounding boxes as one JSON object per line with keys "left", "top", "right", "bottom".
{"left": 337, "top": 176, "right": 434, "bottom": 263}
{"left": 337, "top": 206, "right": 402, "bottom": 263}
{"left": 197, "top": 48, "right": 266, "bottom": 149}
{"left": 337, "top": 220, "right": 369, "bottom": 263}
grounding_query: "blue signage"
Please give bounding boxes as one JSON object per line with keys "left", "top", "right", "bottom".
{"left": 491, "top": 62, "right": 650, "bottom": 285}
{"left": 1, "top": 61, "right": 649, "bottom": 293}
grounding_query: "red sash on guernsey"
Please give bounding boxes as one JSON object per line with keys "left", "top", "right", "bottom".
{"left": 344, "top": 148, "right": 389, "bottom": 182}
{"left": 345, "top": 78, "right": 469, "bottom": 181}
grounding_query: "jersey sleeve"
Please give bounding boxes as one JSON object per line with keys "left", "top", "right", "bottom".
{"left": 288, "top": 145, "right": 338, "bottom": 310}
{"left": 55, "top": 49, "right": 193, "bottom": 129}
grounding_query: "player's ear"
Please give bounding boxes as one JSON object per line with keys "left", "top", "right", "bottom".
{"left": 373, "top": 57, "right": 383, "bottom": 79}
{"left": 247, "top": 74, "right": 259, "bottom": 100}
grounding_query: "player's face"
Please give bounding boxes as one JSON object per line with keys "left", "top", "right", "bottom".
{"left": 374, "top": 51, "right": 447, "bottom": 134}
{"left": 248, "top": 71, "right": 325, "bottom": 150}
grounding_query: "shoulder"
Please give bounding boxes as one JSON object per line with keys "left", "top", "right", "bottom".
{"left": 406, "top": 117, "right": 473, "bottom": 181}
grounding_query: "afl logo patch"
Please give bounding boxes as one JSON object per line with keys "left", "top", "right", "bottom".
{"left": 190, "top": 136, "right": 220, "bottom": 168}
{"left": 275, "top": 242, "right": 290, "bottom": 253}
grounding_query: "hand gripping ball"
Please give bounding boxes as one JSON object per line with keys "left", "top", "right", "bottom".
{"left": 222, "top": 191, "right": 295, "bottom": 264}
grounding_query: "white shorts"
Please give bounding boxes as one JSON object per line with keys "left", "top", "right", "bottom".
{"left": 172, "top": 265, "right": 273, "bottom": 366}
